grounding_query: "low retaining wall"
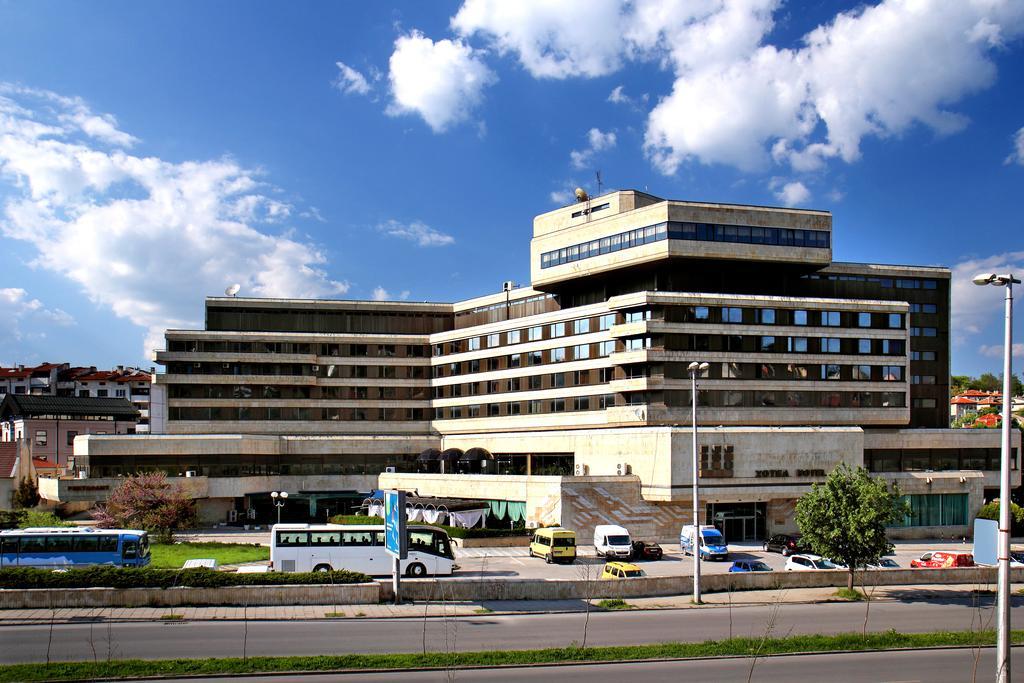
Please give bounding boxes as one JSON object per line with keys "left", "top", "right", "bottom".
{"left": 0, "top": 583, "right": 379, "bottom": 609}
{"left": 453, "top": 536, "right": 530, "bottom": 549}
{"left": 2, "top": 568, "right": 1020, "bottom": 609}
{"left": 384, "top": 566, "right": 1024, "bottom": 602}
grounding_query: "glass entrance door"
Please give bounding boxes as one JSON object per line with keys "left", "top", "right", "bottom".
{"left": 706, "top": 502, "right": 767, "bottom": 542}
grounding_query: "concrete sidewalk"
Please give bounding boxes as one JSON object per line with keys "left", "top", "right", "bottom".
{"left": 0, "top": 583, "right": 1002, "bottom": 625}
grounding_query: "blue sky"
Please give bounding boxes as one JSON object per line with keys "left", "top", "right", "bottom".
{"left": 0, "top": 0, "right": 1022, "bottom": 377}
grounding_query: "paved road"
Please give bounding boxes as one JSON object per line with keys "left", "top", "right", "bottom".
{"left": 155, "top": 647, "right": 1024, "bottom": 683}
{"left": 3, "top": 596, "right": 1021, "bottom": 664}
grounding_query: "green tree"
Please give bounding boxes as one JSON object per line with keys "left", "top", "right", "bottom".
{"left": 795, "top": 465, "right": 909, "bottom": 591}
{"left": 977, "top": 406, "right": 1001, "bottom": 416}
{"left": 950, "top": 375, "right": 971, "bottom": 396}
{"left": 11, "top": 477, "right": 39, "bottom": 509}
{"left": 971, "top": 373, "right": 1001, "bottom": 392}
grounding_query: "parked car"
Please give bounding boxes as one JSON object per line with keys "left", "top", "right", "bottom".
{"left": 529, "top": 527, "right": 576, "bottom": 564}
{"left": 600, "top": 561, "right": 645, "bottom": 579}
{"left": 1010, "top": 552, "right": 1024, "bottom": 568}
{"left": 785, "top": 554, "right": 838, "bottom": 571}
{"left": 868, "top": 558, "right": 900, "bottom": 569}
{"left": 910, "top": 551, "right": 974, "bottom": 568}
{"left": 763, "top": 533, "right": 806, "bottom": 556}
{"left": 593, "top": 524, "right": 633, "bottom": 559}
{"left": 630, "top": 540, "right": 663, "bottom": 561}
{"left": 729, "top": 560, "right": 773, "bottom": 573}
{"left": 829, "top": 556, "right": 900, "bottom": 570}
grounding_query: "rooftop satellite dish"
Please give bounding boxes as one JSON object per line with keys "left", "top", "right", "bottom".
{"left": 225, "top": 283, "right": 241, "bottom": 297}
{"left": 574, "top": 187, "right": 589, "bottom": 203}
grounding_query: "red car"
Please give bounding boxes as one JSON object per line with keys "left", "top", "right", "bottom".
{"left": 630, "top": 541, "right": 664, "bottom": 561}
{"left": 910, "top": 551, "right": 974, "bottom": 568}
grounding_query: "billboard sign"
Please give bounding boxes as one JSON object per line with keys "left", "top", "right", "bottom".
{"left": 973, "top": 517, "right": 998, "bottom": 566}
{"left": 384, "top": 490, "right": 407, "bottom": 559}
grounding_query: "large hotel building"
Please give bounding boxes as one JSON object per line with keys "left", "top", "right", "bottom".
{"left": 66, "top": 191, "right": 1019, "bottom": 541}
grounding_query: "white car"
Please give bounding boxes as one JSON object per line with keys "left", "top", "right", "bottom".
{"left": 785, "top": 554, "right": 838, "bottom": 571}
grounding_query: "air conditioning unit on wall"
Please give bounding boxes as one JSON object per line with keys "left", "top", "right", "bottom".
{"left": 573, "top": 463, "right": 589, "bottom": 476}
{"left": 616, "top": 462, "right": 631, "bottom": 475}
{"left": 385, "top": 466, "right": 397, "bottom": 473}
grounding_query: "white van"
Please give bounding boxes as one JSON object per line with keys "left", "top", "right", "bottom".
{"left": 593, "top": 524, "right": 632, "bottom": 559}
{"left": 680, "top": 524, "right": 729, "bottom": 561}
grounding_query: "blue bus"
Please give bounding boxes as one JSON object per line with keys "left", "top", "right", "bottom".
{"left": 0, "top": 527, "right": 151, "bottom": 568}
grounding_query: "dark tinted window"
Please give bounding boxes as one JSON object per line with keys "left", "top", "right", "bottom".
{"left": 19, "top": 536, "right": 45, "bottom": 553}
{"left": 276, "top": 531, "right": 310, "bottom": 547}
{"left": 46, "top": 536, "right": 73, "bottom": 553}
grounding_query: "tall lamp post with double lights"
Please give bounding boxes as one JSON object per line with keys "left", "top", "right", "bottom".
{"left": 689, "top": 360, "right": 710, "bottom": 604}
{"left": 270, "top": 490, "right": 288, "bottom": 525}
{"left": 972, "top": 271, "right": 1019, "bottom": 683}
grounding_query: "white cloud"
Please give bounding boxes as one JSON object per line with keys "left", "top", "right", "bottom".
{"left": 334, "top": 61, "right": 372, "bottom": 96}
{"left": 0, "top": 287, "right": 75, "bottom": 355}
{"left": 452, "top": 0, "right": 626, "bottom": 79}
{"left": 569, "top": 128, "right": 617, "bottom": 170}
{"left": 950, "top": 250, "right": 1024, "bottom": 348}
{"left": 979, "top": 343, "right": 1024, "bottom": 359}
{"left": 387, "top": 30, "right": 496, "bottom": 132}
{"left": 371, "top": 286, "right": 411, "bottom": 301}
{"left": 607, "top": 85, "right": 630, "bottom": 104}
{"left": 644, "top": 1, "right": 1024, "bottom": 173}
{"left": 773, "top": 180, "right": 811, "bottom": 206}
{"left": 1005, "top": 126, "right": 1024, "bottom": 165}
{"left": 0, "top": 85, "right": 348, "bottom": 358}
{"left": 377, "top": 219, "right": 455, "bottom": 247}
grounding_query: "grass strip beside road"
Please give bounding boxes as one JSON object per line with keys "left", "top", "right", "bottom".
{"left": 2, "top": 629, "right": 1021, "bottom": 682}
{"left": 149, "top": 542, "right": 269, "bottom": 569}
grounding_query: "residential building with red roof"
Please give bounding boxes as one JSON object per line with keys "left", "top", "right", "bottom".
{"left": 0, "top": 363, "right": 155, "bottom": 433}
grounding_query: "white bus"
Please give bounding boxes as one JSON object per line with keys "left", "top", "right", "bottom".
{"left": 270, "top": 523, "right": 456, "bottom": 577}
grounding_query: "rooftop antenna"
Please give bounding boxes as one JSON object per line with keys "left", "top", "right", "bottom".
{"left": 225, "top": 283, "right": 241, "bottom": 297}
{"left": 595, "top": 170, "right": 603, "bottom": 196}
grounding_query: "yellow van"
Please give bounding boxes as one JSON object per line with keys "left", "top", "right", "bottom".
{"left": 529, "top": 527, "right": 576, "bottom": 564}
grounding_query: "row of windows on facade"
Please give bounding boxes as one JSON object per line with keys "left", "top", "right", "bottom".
{"left": 165, "top": 362, "right": 429, "bottom": 378}
{"left": 659, "top": 389, "right": 906, "bottom": 410}
{"left": 0, "top": 386, "right": 142, "bottom": 397}
{"left": 88, "top": 453, "right": 422, "bottom": 478}
{"left": 802, "top": 274, "right": 941, "bottom": 290}
{"left": 539, "top": 221, "right": 832, "bottom": 270}
{"left": 168, "top": 384, "right": 431, "bottom": 401}
{"left": 205, "top": 308, "right": 452, "bottom": 335}
{"left": 433, "top": 306, "right": 925, "bottom": 357}
{"left": 865, "top": 448, "right": 1019, "bottom": 474}
{"left": 431, "top": 335, "right": 916, "bottom": 381}
{"left": 32, "top": 429, "right": 106, "bottom": 447}
{"left": 167, "top": 340, "right": 428, "bottom": 357}
{"left": 629, "top": 334, "right": 916, "bottom": 355}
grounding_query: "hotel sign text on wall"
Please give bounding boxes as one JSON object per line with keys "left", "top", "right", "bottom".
{"left": 755, "top": 468, "right": 826, "bottom": 479}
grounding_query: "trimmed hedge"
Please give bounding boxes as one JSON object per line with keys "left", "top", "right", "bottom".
{"left": 328, "top": 515, "right": 527, "bottom": 539}
{"left": 0, "top": 566, "right": 369, "bottom": 590}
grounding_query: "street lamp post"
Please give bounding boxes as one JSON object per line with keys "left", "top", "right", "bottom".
{"left": 270, "top": 490, "right": 288, "bottom": 525}
{"left": 688, "top": 360, "right": 709, "bottom": 604}
{"left": 972, "top": 271, "right": 1019, "bottom": 683}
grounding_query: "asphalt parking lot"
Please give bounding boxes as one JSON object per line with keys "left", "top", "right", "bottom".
{"left": 446, "top": 541, "right": 956, "bottom": 580}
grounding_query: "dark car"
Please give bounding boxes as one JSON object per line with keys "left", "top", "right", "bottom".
{"left": 729, "top": 560, "right": 772, "bottom": 572}
{"left": 630, "top": 540, "right": 663, "bottom": 561}
{"left": 763, "top": 534, "right": 806, "bottom": 557}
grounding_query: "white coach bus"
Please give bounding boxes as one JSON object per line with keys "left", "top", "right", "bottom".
{"left": 270, "top": 523, "right": 456, "bottom": 577}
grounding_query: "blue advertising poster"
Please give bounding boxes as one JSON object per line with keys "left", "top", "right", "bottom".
{"left": 384, "top": 490, "right": 407, "bottom": 559}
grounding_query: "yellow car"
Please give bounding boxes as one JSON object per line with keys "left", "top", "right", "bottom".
{"left": 600, "top": 561, "right": 645, "bottom": 579}
{"left": 529, "top": 527, "right": 577, "bottom": 564}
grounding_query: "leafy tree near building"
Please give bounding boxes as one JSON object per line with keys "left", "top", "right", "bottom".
{"left": 11, "top": 477, "right": 39, "bottom": 509}
{"left": 795, "top": 465, "right": 909, "bottom": 592}
{"left": 91, "top": 472, "right": 196, "bottom": 542}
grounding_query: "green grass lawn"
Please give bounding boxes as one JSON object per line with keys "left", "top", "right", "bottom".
{"left": 148, "top": 542, "right": 269, "bottom": 569}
